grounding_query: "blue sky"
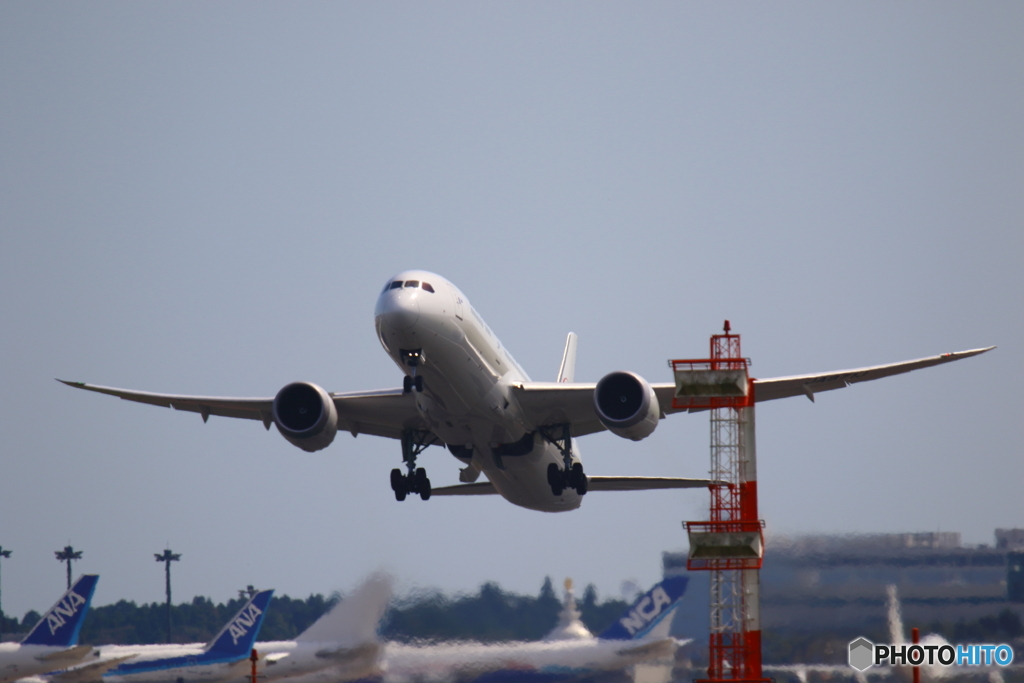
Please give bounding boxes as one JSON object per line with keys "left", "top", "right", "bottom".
{"left": 1, "top": 2, "right": 1021, "bottom": 618}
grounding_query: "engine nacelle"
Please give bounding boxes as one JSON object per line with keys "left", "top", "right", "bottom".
{"left": 272, "top": 382, "right": 338, "bottom": 452}
{"left": 593, "top": 371, "right": 660, "bottom": 441}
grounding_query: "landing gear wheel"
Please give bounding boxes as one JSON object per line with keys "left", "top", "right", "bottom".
{"left": 391, "top": 468, "right": 404, "bottom": 492}
{"left": 414, "top": 375, "right": 424, "bottom": 392}
{"left": 403, "top": 376, "right": 412, "bottom": 393}
{"left": 415, "top": 468, "right": 428, "bottom": 489}
{"left": 420, "top": 477, "right": 432, "bottom": 501}
{"left": 548, "top": 463, "right": 564, "bottom": 496}
{"left": 569, "top": 462, "right": 589, "bottom": 496}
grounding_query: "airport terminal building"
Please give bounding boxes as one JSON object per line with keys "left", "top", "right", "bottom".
{"left": 665, "top": 529, "right": 1024, "bottom": 638}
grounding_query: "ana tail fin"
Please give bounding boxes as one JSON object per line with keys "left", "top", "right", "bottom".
{"left": 296, "top": 572, "right": 393, "bottom": 646}
{"left": 598, "top": 576, "right": 689, "bottom": 641}
{"left": 557, "top": 333, "right": 578, "bottom": 383}
{"left": 21, "top": 575, "right": 99, "bottom": 647}
{"left": 205, "top": 589, "right": 274, "bottom": 657}
{"left": 886, "top": 584, "right": 905, "bottom": 646}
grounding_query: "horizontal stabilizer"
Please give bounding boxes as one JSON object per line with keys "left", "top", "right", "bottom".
{"left": 431, "top": 476, "right": 711, "bottom": 497}
{"left": 49, "top": 655, "right": 137, "bottom": 683}
{"left": 587, "top": 476, "right": 711, "bottom": 491}
{"left": 36, "top": 645, "right": 94, "bottom": 663}
{"left": 430, "top": 482, "right": 498, "bottom": 496}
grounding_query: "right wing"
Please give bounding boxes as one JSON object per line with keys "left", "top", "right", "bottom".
{"left": 513, "top": 346, "right": 994, "bottom": 437}
{"left": 57, "top": 381, "right": 428, "bottom": 441}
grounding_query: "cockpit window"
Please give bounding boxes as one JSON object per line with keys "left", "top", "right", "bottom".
{"left": 404, "top": 280, "right": 419, "bottom": 288}
{"left": 421, "top": 282, "right": 435, "bottom": 293}
{"left": 389, "top": 281, "right": 403, "bottom": 290}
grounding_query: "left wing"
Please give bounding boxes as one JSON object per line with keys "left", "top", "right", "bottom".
{"left": 431, "top": 476, "right": 712, "bottom": 497}
{"left": 57, "top": 381, "right": 428, "bottom": 441}
{"left": 512, "top": 346, "right": 994, "bottom": 437}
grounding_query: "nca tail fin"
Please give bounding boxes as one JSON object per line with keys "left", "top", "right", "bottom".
{"left": 205, "top": 589, "right": 274, "bottom": 657}
{"left": 598, "top": 576, "right": 688, "bottom": 641}
{"left": 557, "top": 332, "right": 578, "bottom": 383}
{"left": 886, "top": 584, "right": 905, "bottom": 646}
{"left": 22, "top": 574, "right": 99, "bottom": 647}
{"left": 296, "top": 572, "right": 393, "bottom": 647}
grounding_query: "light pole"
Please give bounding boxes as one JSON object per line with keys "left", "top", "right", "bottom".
{"left": 54, "top": 546, "right": 82, "bottom": 590}
{"left": 154, "top": 549, "right": 181, "bottom": 644}
{"left": 0, "top": 547, "right": 10, "bottom": 641}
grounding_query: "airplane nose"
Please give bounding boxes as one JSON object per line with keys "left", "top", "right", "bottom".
{"left": 376, "top": 289, "right": 420, "bottom": 331}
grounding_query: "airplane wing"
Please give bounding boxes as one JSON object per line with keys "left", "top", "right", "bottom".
{"left": 512, "top": 347, "right": 993, "bottom": 437}
{"left": 60, "top": 347, "right": 992, "bottom": 444}
{"left": 430, "top": 476, "right": 712, "bottom": 497}
{"left": 57, "top": 381, "right": 429, "bottom": 441}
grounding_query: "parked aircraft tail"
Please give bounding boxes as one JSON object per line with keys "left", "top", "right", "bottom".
{"left": 21, "top": 575, "right": 99, "bottom": 647}
{"left": 205, "top": 589, "right": 275, "bottom": 657}
{"left": 598, "top": 576, "right": 689, "bottom": 641}
{"left": 295, "top": 572, "right": 392, "bottom": 647}
{"left": 886, "top": 584, "right": 905, "bottom": 646}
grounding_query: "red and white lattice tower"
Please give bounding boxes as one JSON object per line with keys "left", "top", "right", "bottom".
{"left": 671, "top": 322, "right": 767, "bottom": 683}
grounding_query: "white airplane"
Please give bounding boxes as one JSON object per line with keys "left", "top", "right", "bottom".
{"left": 281, "top": 574, "right": 690, "bottom": 683}
{"left": 60, "top": 270, "right": 994, "bottom": 512}
{"left": 0, "top": 575, "right": 99, "bottom": 683}
{"left": 222, "top": 575, "right": 391, "bottom": 683}
{"left": 46, "top": 589, "right": 273, "bottom": 683}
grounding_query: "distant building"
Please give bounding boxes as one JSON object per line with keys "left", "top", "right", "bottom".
{"left": 664, "top": 529, "right": 1024, "bottom": 638}
{"left": 996, "top": 528, "right": 1024, "bottom": 551}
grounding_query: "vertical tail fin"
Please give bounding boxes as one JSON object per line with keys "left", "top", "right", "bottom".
{"left": 205, "top": 589, "right": 274, "bottom": 657}
{"left": 21, "top": 575, "right": 99, "bottom": 646}
{"left": 598, "top": 576, "right": 689, "bottom": 641}
{"left": 296, "top": 572, "right": 392, "bottom": 646}
{"left": 557, "top": 333, "right": 578, "bottom": 383}
{"left": 886, "top": 584, "right": 905, "bottom": 646}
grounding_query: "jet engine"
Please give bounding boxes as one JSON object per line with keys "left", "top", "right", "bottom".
{"left": 593, "top": 371, "right": 660, "bottom": 441}
{"left": 272, "top": 382, "right": 338, "bottom": 452}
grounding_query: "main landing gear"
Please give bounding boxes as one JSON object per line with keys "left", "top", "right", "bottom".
{"left": 391, "top": 428, "right": 436, "bottom": 501}
{"left": 539, "top": 424, "right": 588, "bottom": 497}
{"left": 401, "top": 349, "right": 424, "bottom": 394}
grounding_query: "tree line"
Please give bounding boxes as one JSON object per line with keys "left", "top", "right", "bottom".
{"left": 1, "top": 577, "right": 629, "bottom": 645}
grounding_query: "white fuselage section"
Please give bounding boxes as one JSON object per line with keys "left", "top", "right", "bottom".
{"left": 0, "top": 644, "right": 92, "bottom": 683}
{"left": 374, "top": 271, "right": 582, "bottom": 512}
{"left": 278, "top": 636, "right": 676, "bottom": 683}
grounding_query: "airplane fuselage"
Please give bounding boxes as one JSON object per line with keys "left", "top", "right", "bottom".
{"left": 374, "top": 270, "right": 582, "bottom": 512}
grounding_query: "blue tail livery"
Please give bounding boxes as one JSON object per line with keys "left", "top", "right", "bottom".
{"left": 21, "top": 574, "right": 99, "bottom": 647}
{"left": 205, "top": 589, "right": 274, "bottom": 656}
{"left": 598, "top": 576, "right": 688, "bottom": 641}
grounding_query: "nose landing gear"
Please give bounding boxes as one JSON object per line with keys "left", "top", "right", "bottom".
{"left": 400, "top": 349, "right": 425, "bottom": 394}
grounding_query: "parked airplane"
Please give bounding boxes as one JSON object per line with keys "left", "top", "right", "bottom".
{"left": 224, "top": 575, "right": 390, "bottom": 683}
{"left": 47, "top": 589, "right": 273, "bottom": 683}
{"left": 60, "top": 270, "right": 994, "bottom": 512}
{"left": 0, "top": 575, "right": 99, "bottom": 683}
{"left": 282, "top": 574, "right": 690, "bottom": 683}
